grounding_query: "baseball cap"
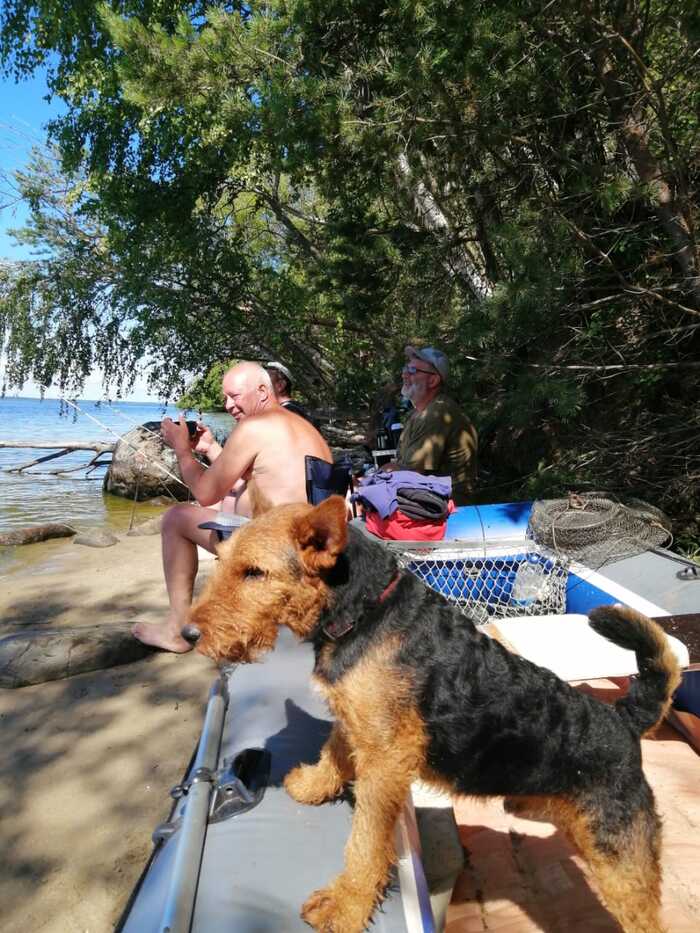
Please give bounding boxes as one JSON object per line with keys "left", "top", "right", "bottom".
{"left": 404, "top": 346, "right": 449, "bottom": 382}
{"left": 265, "top": 361, "right": 292, "bottom": 382}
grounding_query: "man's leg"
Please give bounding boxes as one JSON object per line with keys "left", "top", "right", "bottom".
{"left": 132, "top": 503, "right": 221, "bottom": 652}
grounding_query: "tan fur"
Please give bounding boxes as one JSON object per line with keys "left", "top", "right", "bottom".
{"left": 285, "top": 635, "right": 428, "bottom": 931}
{"left": 601, "top": 605, "right": 682, "bottom": 734}
{"left": 504, "top": 795, "right": 664, "bottom": 933}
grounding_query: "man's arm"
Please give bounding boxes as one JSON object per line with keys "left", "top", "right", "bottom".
{"left": 192, "top": 422, "right": 224, "bottom": 462}
{"left": 162, "top": 416, "right": 257, "bottom": 506}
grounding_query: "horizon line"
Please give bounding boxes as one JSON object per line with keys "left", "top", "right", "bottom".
{"left": 3, "top": 393, "right": 175, "bottom": 405}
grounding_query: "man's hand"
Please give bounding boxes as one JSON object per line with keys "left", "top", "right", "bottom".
{"left": 380, "top": 461, "right": 400, "bottom": 472}
{"left": 161, "top": 416, "right": 191, "bottom": 455}
{"left": 190, "top": 421, "right": 224, "bottom": 462}
{"left": 191, "top": 422, "right": 215, "bottom": 455}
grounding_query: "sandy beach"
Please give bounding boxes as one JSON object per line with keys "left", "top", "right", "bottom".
{"left": 0, "top": 530, "right": 216, "bottom": 933}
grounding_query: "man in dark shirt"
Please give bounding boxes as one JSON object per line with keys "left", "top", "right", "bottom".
{"left": 383, "top": 346, "right": 478, "bottom": 505}
{"left": 265, "top": 361, "right": 314, "bottom": 423}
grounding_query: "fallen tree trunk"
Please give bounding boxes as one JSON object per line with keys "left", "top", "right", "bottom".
{"left": 1, "top": 441, "right": 115, "bottom": 475}
{"left": 0, "top": 523, "right": 76, "bottom": 546}
{"left": 0, "top": 441, "right": 115, "bottom": 451}
{"left": 319, "top": 423, "right": 367, "bottom": 446}
{"left": 0, "top": 623, "right": 156, "bottom": 688}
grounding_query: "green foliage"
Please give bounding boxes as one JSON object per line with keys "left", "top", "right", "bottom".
{"left": 176, "top": 360, "right": 233, "bottom": 411}
{"left": 1, "top": 0, "right": 698, "bottom": 531}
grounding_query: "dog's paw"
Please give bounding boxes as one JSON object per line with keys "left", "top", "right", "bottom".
{"left": 301, "top": 881, "right": 373, "bottom": 933}
{"left": 284, "top": 764, "right": 343, "bottom": 805}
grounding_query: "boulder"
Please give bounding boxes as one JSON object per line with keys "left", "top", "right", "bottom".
{"left": 126, "top": 515, "right": 164, "bottom": 537}
{"left": 103, "top": 420, "right": 196, "bottom": 501}
{"left": 72, "top": 527, "right": 120, "bottom": 548}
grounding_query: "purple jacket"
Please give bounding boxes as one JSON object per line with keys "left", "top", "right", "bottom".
{"left": 352, "top": 470, "right": 452, "bottom": 519}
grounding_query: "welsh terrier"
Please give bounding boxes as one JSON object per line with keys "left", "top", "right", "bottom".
{"left": 183, "top": 496, "right": 680, "bottom": 933}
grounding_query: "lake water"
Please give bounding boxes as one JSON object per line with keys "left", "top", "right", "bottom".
{"left": 0, "top": 396, "right": 231, "bottom": 576}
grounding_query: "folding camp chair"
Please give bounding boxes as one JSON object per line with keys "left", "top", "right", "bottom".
{"left": 304, "top": 455, "right": 352, "bottom": 506}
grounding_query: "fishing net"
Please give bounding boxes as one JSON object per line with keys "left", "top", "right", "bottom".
{"left": 527, "top": 494, "right": 672, "bottom": 568}
{"left": 389, "top": 540, "right": 570, "bottom": 626}
{"left": 382, "top": 494, "right": 671, "bottom": 625}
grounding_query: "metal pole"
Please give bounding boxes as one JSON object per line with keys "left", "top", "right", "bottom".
{"left": 159, "top": 670, "right": 231, "bottom": 933}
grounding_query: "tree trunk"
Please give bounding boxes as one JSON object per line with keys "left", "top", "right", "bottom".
{"left": 0, "top": 624, "right": 155, "bottom": 688}
{"left": 396, "top": 153, "right": 492, "bottom": 300}
{"left": 585, "top": 6, "right": 700, "bottom": 307}
{"left": 0, "top": 523, "right": 76, "bottom": 546}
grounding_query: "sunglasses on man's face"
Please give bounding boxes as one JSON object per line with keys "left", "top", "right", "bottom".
{"left": 403, "top": 364, "right": 435, "bottom": 376}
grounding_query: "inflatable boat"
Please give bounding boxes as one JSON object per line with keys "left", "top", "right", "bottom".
{"left": 117, "top": 501, "right": 699, "bottom": 933}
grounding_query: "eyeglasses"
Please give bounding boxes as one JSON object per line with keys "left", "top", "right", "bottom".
{"left": 403, "top": 364, "right": 435, "bottom": 376}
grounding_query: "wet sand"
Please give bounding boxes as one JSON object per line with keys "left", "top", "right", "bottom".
{"left": 0, "top": 532, "right": 217, "bottom": 933}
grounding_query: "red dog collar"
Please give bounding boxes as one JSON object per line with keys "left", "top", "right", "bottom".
{"left": 322, "top": 570, "right": 402, "bottom": 641}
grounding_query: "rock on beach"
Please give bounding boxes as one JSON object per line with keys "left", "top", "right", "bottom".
{"left": 72, "top": 527, "right": 120, "bottom": 548}
{"left": 104, "top": 420, "right": 194, "bottom": 501}
{"left": 0, "top": 523, "right": 76, "bottom": 546}
{"left": 126, "top": 515, "right": 164, "bottom": 536}
{"left": 0, "top": 622, "right": 155, "bottom": 688}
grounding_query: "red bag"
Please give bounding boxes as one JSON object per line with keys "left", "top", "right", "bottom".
{"left": 364, "top": 501, "right": 455, "bottom": 541}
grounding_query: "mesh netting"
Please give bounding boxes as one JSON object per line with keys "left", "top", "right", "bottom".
{"left": 392, "top": 541, "right": 569, "bottom": 626}
{"left": 527, "top": 494, "right": 672, "bottom": 567}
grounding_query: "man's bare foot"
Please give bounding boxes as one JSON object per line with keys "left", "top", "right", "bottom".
{"left": 131, "top": 621, "right": 193, "bottom": 653}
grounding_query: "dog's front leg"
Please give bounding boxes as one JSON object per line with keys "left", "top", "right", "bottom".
{"left": 285, "top": 722, "right": 355, "bottom": 805}
{"left": 301, "top": 755, "right": 413, "bottom": 933}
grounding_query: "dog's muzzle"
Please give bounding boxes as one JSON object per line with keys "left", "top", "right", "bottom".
{"left": 181, "top": 624, "right": 202, "bottom": 645}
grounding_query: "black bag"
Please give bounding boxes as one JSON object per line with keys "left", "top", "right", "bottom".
{"left": 396, "top": 487, "right": 450, "bottom": 522}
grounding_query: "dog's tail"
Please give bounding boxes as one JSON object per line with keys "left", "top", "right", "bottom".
{"left": 588, "top": 604, "right": 682, "bottom": 736}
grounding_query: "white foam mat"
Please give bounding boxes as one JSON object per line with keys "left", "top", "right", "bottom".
{"left": 491, "top": 614, "right": 689, "bottom": 681}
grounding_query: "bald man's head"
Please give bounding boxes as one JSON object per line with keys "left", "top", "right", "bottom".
{"left": 222, "top": 362, "right": 275, "bottom": 421}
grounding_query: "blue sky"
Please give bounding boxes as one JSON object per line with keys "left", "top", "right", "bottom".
{"left": 0, "top": 67, "right": 64, "bottom": 261}
{"left": 0, "top": 67, "right": 162, "bottom": 401}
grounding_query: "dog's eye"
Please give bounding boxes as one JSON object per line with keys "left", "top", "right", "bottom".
{"left": 243, "top": 566, "right": 265, "bottom": 579}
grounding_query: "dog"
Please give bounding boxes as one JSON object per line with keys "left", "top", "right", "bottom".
{"left": 183, "top": 496, "right": 681, "bottom": 933}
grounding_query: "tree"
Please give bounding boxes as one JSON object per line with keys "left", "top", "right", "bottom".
{"left": 1, "top": 1, "right": 698, "bottom": 529}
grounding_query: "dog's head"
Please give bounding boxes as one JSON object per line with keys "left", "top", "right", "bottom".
{"left": 183, "top": 496, "right": 348, "bottom": 663}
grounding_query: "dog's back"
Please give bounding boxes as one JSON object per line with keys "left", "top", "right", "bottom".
{"left": 315, "top": 526, "right": 679, "bottom": 804}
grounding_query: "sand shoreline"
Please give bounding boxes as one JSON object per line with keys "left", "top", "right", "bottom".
{"left": 0, "top": 529, "right": 217, "bottom": 932}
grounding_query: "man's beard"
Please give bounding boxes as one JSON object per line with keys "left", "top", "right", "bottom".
{"left": 401, "top": 383, "right": 418, "bottom": 403}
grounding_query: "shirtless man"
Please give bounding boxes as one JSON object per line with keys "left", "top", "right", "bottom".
{"left": 132, "top": 361, "right": 332, "bottom": 652}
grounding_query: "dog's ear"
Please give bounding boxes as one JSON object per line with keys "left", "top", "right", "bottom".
{"left": 293, "top": 496, "right": 348, "bottom": 574}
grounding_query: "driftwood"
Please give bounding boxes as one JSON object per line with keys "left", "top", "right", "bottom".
{"left": 0, "top": 623, "right": 156, "bottom": 688}
{"left": 0, "top": 440, "right": 115, "bottom": 475}
{"left": 0, "top": 523, "right": 76, "bottom": 546}
{"left": 0, "top": 441, "right": 115, "bottom": 450}
{"left": 319, "top": 423, "right": 367, "bottom": 447}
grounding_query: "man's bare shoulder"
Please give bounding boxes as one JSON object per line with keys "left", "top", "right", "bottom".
{"left": 231, "top": 409, "right": 296, "bottom": 441}
{"left": 234, "top": 407, "right": 330, "bottom": 457}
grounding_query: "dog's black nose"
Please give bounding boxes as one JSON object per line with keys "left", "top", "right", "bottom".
{"left": 181, "top": 624, "right": 202, "bottom": 645}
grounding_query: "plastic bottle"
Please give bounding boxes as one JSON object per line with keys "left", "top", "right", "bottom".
{"left": 512, "top": 560, "right": 548, "bottom": 604}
